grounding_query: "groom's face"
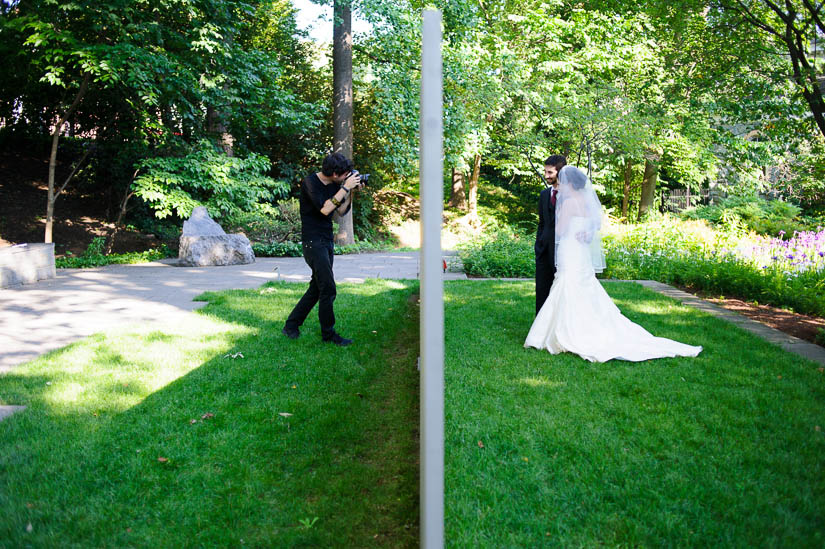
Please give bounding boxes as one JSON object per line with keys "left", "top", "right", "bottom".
{"left": 544, "top": 165, "right": 558, "bottom": 186}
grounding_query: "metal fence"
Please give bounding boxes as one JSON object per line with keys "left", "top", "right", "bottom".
{"left": 661, "top": 188, "right": 720, "bottom": 212}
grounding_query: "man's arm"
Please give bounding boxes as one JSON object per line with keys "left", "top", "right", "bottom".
{"left": 319, "top": 173, "right": 361, "bottom": 216}
{"left": 335, "top": 187, "right": 354, "bottom": 216}
{"left": 536, "top": 190, "right": 546, "bottom": 239}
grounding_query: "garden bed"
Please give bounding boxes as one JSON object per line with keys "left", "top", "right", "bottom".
{"left": 677, "top": 285, "right": 825, "bottom": 346}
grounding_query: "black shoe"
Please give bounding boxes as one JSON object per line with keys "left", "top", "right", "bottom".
{"left": 323, "top": 333, "right": 353, "bottom": 346}
{"left": 282, "top": 326, "right": 300, "bottom": 339}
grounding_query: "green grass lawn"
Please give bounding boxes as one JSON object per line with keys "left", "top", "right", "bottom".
{"left": 2, "top": 279, "right": 823, "bottom": 547}
{"left": 0, "top": 280, "right": 420, "bottom": 547}
{"left": 444, "top": 281, "right": 825, "bottom": 547}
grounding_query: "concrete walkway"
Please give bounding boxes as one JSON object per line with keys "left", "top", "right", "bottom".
{"left": 1, "top": 257, "right": 822, "bottom": 375}
{"left": 0, "top": 252, "right": 468, "bottom": 374}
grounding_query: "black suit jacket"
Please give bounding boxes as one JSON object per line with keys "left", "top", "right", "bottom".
{"left": 535, "top": 186, "right": 556, "bottom": 256}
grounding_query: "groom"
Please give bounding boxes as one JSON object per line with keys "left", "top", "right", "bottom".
{"left": 535, "top": 154, "right": 567, "bottom": 315}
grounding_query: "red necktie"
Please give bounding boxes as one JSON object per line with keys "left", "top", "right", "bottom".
{"left": 550, "top": 189, "right": 557, "bottom": 207}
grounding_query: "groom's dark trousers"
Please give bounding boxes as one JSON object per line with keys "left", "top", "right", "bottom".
{"left": 535, "top": 186, "right": 556, "bottom": 315}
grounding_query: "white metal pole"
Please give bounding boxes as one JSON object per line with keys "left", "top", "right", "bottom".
{"left": 420, "top": 9, "right": 444, "bottom": 549}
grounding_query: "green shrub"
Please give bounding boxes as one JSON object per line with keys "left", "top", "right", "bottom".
{"left": 458, "top": 229, "right": 534, "bottom": 278}
{"left": 226, "top": 199, "right": 301, "bottom": 247}
{"left": 681, "top": 194, "right": 813, "bottom": 238}
{"left": 133, "top": 140, "right": 288, "bottom": 222}
{"left": 57, "top": 237, "right": 172, "bottom": 268}
{"left": 251, "top": 238, "right": 398, "bottom": 258}
{"left": 252, "top": 241, "right": 303, "bottom": 257}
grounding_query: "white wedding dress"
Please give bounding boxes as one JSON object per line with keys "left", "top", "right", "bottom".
{"left": 524, "top": 215, "right": 703, "bottom": 362}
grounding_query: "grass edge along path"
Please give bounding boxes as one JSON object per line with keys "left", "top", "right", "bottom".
{"left": 0, "top": 279, "right": 420, "bottom": 547}
{"left": 443, "top": 280, "right": 825, "bottom": 547}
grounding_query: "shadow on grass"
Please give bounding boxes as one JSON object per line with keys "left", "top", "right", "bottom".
{"left": 0, "top": 280, "right": 420, "bottom": 547}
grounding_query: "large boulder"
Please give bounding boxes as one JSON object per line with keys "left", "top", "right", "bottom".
{"left": 178, "top": 207, "right": 255, "bottom": 266}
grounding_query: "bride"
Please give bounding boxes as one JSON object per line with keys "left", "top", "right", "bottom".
{"left": 524, "top": 165, "right": 702, "bottom": 362}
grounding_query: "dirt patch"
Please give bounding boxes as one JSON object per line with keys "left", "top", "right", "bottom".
{"left": 0, "top": 151, "right": 170, "bottom": 257}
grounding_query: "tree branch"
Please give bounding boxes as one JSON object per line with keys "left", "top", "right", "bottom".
{"left": 54, "top": 142, "right": 96, "bottom": 201}
{"left": 801, "top": 0, "right": 825, "bottom": 33}
{"left": 726, "top": 0, "right": 785, "bottom": 39}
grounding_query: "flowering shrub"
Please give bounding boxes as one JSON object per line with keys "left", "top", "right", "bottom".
{"left": 742, "top": 229, "right": 825, "bottom": 272}
{"left": 602, "top": 217, "right": 825, "bottom": 317}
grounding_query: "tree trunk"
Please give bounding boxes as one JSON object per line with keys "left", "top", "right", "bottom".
{"left": 332, "top": 0, "right": 354, "bottom": 245}
{"left": 106, "top": 169, "right": 139, "bottom": 254}
{"left": 449, "top": 167, "right": 467, "bottom": 211}
{"left": 622, "top": 159, "right": 633, "bottom": 221}
{"left": 45, "top": 73, "right": 90, "bottom": 243}
{"left": 638, "top": 158, "right": 658, "bottom": 221}
{"left": 207, "top": 105, "right": 234, "bottom": 157}
{"left": 467, "top": 154, "right": 481, "bottom": 219}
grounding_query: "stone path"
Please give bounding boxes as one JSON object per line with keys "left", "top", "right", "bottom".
{"left": 0, "top": 253, "right": 465, "bottom": 374}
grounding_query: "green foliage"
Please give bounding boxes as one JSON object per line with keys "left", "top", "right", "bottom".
{"left": 251, "top": 241, "right": 303, "bottom": 257}
{"left": 681, "top": 194, "right": 818, "bottom": 237}
{"left": 1, "top": 0, "right": 325, "bottom": 241}
{"left": 458, "top": 229, "right": 535, "bottom": 278}
{"left": 56, "top": 237, "right": 172, "bottom": 268}
{"left": 251, "top": 239, "right": 399, "bottom": 258}
{"left": 334, "top": 239, "right": 397, "bottom": 255}
{"left": 226, "top": 198, "right": 301, "bottom": 246}
{"left": 133, "top": 141, "right": 288, "bottom": 221}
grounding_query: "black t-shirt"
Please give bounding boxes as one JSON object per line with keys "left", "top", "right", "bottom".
{"left": 299, "top": 172, "right": 351, "bottom": 242}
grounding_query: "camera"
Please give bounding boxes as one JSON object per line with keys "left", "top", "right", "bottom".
{"left": 350, "top": 170, "right": 370, "bottom": 185}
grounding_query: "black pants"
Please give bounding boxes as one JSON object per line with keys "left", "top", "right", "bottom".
{"left": 285, "top": 240, "right": 336, "bottom": 338}
{"left": 535, "top": 249, "right": 556, "bottom": 316}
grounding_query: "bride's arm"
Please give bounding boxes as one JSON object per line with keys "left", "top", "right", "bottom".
{"left": 555, "top": 199, "right": 574, "bottom": 237}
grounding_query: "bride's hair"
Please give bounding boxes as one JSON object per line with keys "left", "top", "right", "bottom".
{"left": 561, "top": 166, "right": 587, "bottom": 190}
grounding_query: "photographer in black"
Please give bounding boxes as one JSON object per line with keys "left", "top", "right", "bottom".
{"left": 282, "top": 153, "right": 366, "bottom": 346}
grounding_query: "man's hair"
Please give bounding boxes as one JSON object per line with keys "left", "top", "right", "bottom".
{"left": 544, "top": 154, "right": 567, "bottom": 168}
{"left": 322, "top": 153, "right": 354, "bottom": 176}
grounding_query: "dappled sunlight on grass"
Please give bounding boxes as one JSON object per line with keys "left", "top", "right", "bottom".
{"left": 517, "top": 377, "right": 567, "bottom": 389}
{"left": 6, "top": 314, "right": 250, "bottom": 416}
